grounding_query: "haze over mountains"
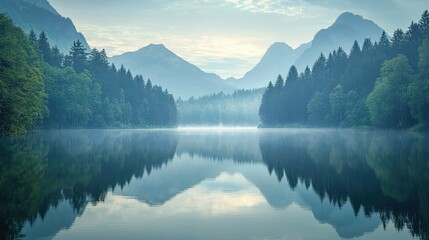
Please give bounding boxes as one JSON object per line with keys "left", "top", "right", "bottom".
{"left": 225, "top": 42, "right": 311, "bottom": 89}
{"left": 0, "top": 0, "right": 90, "bottom": 53}
{"left": 294, "top": 12, "right": 386, "bottom": 71}
{"left": 112, "top": 12, "right": 386, "bottom": 95}
{"left": 227, "top": 12, "right": 386, "bottom": 89}
{"left": 109, "top": 44, "right": 235, "bottom": 99}
{"left": 1, "top": 0, "right": 387, "bottom": 98}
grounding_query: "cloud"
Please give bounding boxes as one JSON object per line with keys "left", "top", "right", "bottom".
{"left": 226, "top": 0, "right": 306, "bottom": 16}
{"left": 50, "top": 0, "right": 427, "bottom": 79}
{"left": 79, "top": 24, "right": 268, "bottom": 78}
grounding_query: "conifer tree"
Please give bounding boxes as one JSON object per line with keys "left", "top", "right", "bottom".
{"left": 286, "top": 66, "right": 298, "bottom": 85}
{"left": 38, "top": 31, "right": 52, "bottom": 65}
{"left": 68, "top": 40, "right": 87, "bottom": 73}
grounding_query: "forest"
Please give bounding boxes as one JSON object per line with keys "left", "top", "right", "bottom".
{"left": 177, "top": 89, "right": 264, "bottom": 126}
{"left": 0, "top": 14, "right": 177, "bottom": 133}
{"left": 259, "top": 10, "right": 429, "bottom": 129}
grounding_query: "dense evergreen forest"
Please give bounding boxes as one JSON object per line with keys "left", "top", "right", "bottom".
{"left": 259, "top": 10, "right": 429, "bottom": 129}
{"left": 177, "top": 89, "right": 264, "bottom": 126}
{"left": 0, "top": 14, "right": 177, "bottom": 133}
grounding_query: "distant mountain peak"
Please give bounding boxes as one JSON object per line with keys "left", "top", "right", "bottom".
{"left": 147, "top": 43, "right": 166, "bottom": 48}
{"left": 292, "top": 11, "right": 385, "bottom": 71}
{"left": 139, "top": 43, "right": 170, "bottom": 52}
{"left": 22, "top": 0, "right": 59, "bottom": 15}
{"left": 136, "top": 43, "right": 177, "bottom": 59}
{"left": 264, "top": 42, "right": 294, "bottom": 56}
{"left": 110, "top": 44, "right": 234, "bottom": 98}
{"left": 268, "top": 42, "right": 293, "bottom": 51}
{"left": 335, "top": 12, "right": 361, "bottom": 21}
{"left": 333, "top": 12, "right": 375, "bottom": 28}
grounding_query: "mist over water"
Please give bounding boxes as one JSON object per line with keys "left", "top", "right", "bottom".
{"left": 1, "top": 128, "right": 428, "bottom": 240}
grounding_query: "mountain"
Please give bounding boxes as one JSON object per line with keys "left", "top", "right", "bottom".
{"left": 0, "top": 0, "right": 90, "bottom": 53}
{"left": 294, "top": 12, "right": 385, "bottom": 71}
{"left": 226, "top": 42, "right": 305, "bottom": 89}
{"left": 229, "top": 12, "right": 385, "bottom": 89}
{"left": 110, "top": 44, "right": 235, "bottom": 99}
{"left": 21, "top": 0, "right": 59, "bottom": 15}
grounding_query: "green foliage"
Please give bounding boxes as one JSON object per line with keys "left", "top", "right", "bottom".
{"left": 366, "top": 55, "right": 413, "bottom": 128}
{"left": 329, "top": 84, "right": 346, "bottom": 125}
{"left": 344, "top": 91, "right": 370, "bottom": 126}
{"left": 38, "top": 31, "right": 52, "bottom": 65}
{"left": 0, "top": 14, "right": 177, "bottom": 133}
{"left": 307, "top": 92, "right": 329, "bottom": 125}
{"left": 43, "top": 66, "right": 97, "bottom": 128}
{"left": 259, "top": 10, "right": 429, "bottom": 129}
{"left": 407, "top": 34, "right": 429, "bottom": 128}
{"left": 0, "top": 14, "right": 46, "bottom": 133}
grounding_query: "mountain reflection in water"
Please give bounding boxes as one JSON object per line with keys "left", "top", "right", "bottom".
{"left": 0, "top": 129, "right": 428, "bottom": 240}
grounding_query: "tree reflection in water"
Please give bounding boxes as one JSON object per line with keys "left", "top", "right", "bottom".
{"left": 0, "top": 129, "right": 428, "bottom": 240}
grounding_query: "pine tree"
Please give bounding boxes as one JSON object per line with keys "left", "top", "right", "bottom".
{"left": 349, "top": 40, "right": 361, "bottom": 58}
{"left": 312, "top": 53, "right": 327, "bottom": 77}
{"left": 28, "top": 30, "right": 37, "bottom": 46}
{"left": 38, "top": 31, "right": 52, "bottom": 65}
{"left": 51, "top": 46, "right": 63, "bottom": 67}
{"left": 68, "top": 40, "right": 87, "bottom": 73}
{"left": 419, "top": 10, "right": 429, "bottom": 33}
{"left": 392, "top": 29, "right": 405, "bottom": 55}
{"left": 362, "top": 38, "right": 374, "bottom": 52}
{"left": 286, "top": 66, "right": 298, "bottom": 85}
{"left": 379, "top": 31, "right": 391, "bottom": 50}
{"left": 259, "top": 81, "right": 275, "bottom": 125}
{"left": 303, "top": 66, "right": 311, "bottom": 81}
{"left": 312, "top": 53, "right": 327, "bottom": 90}
{"left": 405, "top": 22, "right": 422, "bottom": 69}
{"left": 274, "top": 74, "right": 284, "bottom": 89}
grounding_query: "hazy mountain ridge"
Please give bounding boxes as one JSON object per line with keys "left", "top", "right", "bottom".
{"left": 0, "top": 0, "right": 90, "bottom": 53}
{"left": 22, "top": 0, "right": 59, "bottom": 15}
{"left": 110, "top": 44, "right": 235, "bottom": 99}
{"left": 228, "top": 12, "right": 386, "bottom": 89}
{"left": 0, "top": 0, "right": 388, "bottom": 99}
{"left": 294, "top": 12, "right": 385, "bottom": 71}
{"left": 226, "top": 42, "right": 304, "bottom": 89}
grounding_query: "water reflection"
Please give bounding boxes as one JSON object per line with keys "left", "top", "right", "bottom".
{"left": 0, "top": 129, "right": 427, "bottom": 240}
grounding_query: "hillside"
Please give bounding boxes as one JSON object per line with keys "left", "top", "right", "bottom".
{"left": 110, "top": 44, "right": 235, "bottom": 99}
{"left": 0, "top": 0, "right": 90, "bottom": 53}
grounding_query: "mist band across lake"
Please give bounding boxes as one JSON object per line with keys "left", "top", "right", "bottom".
{"left": 1, "top": 128, "right": 428, "bottom": 240}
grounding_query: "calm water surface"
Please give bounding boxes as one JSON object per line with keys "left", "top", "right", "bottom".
{"left": 1, "top": 128, "right": 428, "bottom": 240}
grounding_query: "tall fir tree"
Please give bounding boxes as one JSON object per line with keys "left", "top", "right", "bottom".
{"left": 38, "top": 31, "right": 52, "bottom": 65}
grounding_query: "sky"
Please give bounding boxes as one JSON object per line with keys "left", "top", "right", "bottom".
{"left": 48, "top": 0, "right": 428, "bottom": 79}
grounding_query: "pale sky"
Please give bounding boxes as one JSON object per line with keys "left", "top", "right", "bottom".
{"left": 48, "top": 0, "right": 428, "bottom": 78}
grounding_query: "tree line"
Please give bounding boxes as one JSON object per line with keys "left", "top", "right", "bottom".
{"left": 259, "top": 10, "right": 429, "bottom": 129}
{"left": 177, "top": 89, "right": 264, "bottom": 126}
{"left": 0, "top": 14, "right": 177, "bottom": 133}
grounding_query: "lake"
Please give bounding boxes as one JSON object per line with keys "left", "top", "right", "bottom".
{"left": 1, "top": 128, "right": 428, "bottom": 240}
